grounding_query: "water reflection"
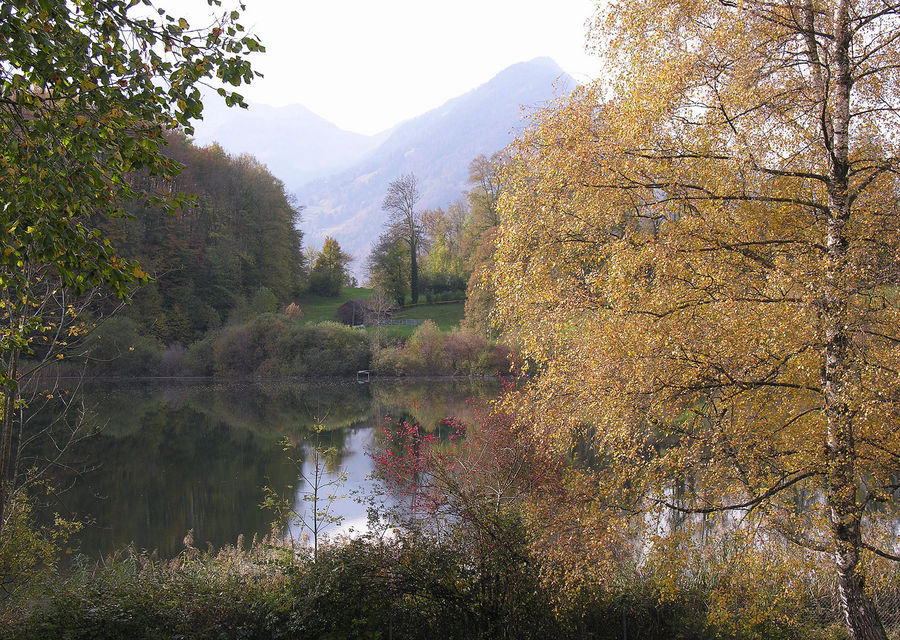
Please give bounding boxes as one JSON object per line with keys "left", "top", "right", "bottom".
{"left": 285, "top": 427, "right": 380, "bottom": 544}
{"left": 44, "top": 379, "right": 496, "bottom": 558}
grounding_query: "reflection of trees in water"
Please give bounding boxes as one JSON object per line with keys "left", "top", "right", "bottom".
{"left": 371, "top": 379, "right": 499, "bottom": 432}
{"left": 176, "top": 381, "right": 374, "bottom": 439}
{"left": 37, "top": 379, "right": 498, "bottom": 559}
{"left": 84, "top": 380, "right": 376, "bottom": 441}
{"left": 50, "top": 404, "right": 298, "bottom": 559}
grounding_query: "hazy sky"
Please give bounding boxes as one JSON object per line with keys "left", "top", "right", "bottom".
{"left": 174, "top": 0, "right": 603, "bottom": 135}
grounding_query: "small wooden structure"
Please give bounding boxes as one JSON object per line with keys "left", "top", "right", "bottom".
{"left": 336, "top": 299, "right": 393, "bottom": 327}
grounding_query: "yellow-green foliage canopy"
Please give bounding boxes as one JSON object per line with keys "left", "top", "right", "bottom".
{"left": 493, "top": 1, "right": 900, "bottom": 635}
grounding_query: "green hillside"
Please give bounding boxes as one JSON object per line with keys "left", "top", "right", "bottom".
{"left": 298, "top": 289, "right": 465, "bottom": 334}
{"left": 298, "top": 287, "right": 375, "bottom": 324}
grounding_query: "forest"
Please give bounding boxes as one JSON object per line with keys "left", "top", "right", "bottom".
{"left": 105, "top": 134, "right": 305, "bottom": 344}
{"left": 3, "top": 0, "right": 900, "bottom": 639}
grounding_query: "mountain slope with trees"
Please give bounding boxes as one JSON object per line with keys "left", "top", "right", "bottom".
{"left": 300, "top": 58, "right": 575, "bottom": 264}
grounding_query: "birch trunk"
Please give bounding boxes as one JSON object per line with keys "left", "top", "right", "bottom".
{"left": 822, "top": 2, "right": 886, "bottom": 638}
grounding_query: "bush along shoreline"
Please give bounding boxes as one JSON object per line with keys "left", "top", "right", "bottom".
{"left": 45, "top": 315, "right": 511, "bottom": 379}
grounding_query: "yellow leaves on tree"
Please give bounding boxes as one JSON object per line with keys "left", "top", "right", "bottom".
{"left": 493, "top": 1, "right": 900, "bottom": 638}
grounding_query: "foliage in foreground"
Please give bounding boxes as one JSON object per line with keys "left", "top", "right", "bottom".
{"left": 3, "top": 540, "right": 292, "bottom": 640}
{"left": 0, "top": 0, "right": 262, "bottom": 589}
{"left": 0, "top": 493, "right": 78, "bottom": 600}
{"left": 2, "top": 533, "right": 849, "bottom": 640}
{"left": 0, "top": 391, "right": 869, "bottom": 640}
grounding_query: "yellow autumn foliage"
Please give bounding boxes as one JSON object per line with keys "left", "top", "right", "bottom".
{"left": 494, "top": 1, "right": 900, "bottom": 637}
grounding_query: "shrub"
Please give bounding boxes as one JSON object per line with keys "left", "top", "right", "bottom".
{"left": 3, "top": 523, "right": 838, "bottom": 640}
{"left": 476, "top": 343, "right": 512, "bottom": 375}
{"left": 284, "top": 302, "right": 303, "bottom": 319}
{"left": 303, "top": 322, "right": 370, "bottom": 375}
{"left": 250, "top": 286, "right": 279, "bottom": 316}
{"left": 212, "top": 324, "right": 257, "bottom": 376}
{"left": 369, "top": 325, "right": 510, "bottom": 376}
{"left": 371, "top": 408, "right": 565, "bottom": 638}
{"left": 185, "top": 332, "right": 217, "bottom": 376}
{"left": 370, "top": 345, "right": 410, "bottom": 376}
{"left": 6, "top": 543, "right": 293, "bottom": 640}
{"left": 431, "top": 289, "right": 465, "bottom": 303}
{"left": 444, "top": 329, "right": 487, "bottom": 374}
{"left": 0, "top": 493, "right": 68, "bottom": 602}
{"left": 157, "top": 343, "right": 188, "bottom": 377}
{"left": 208, "top": 316, "right": 370, "bottom": 378}
{"left": 405, "top": 321, "right": 446, "bottom": 374}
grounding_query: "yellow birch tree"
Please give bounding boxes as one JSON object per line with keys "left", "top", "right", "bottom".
{"left": 493, "top": 2, "right": 900, "bottom": 639}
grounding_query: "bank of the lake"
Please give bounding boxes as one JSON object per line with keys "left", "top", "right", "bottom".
{"left": 71, "top": 313, "right": 510, "bottom": 379}
{"left": 5, "top": 518, "right": 843, "bottom": 640}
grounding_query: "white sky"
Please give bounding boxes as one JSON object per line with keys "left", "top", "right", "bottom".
{"left": 174, "top": 0, "right": 603, "bottom": 135}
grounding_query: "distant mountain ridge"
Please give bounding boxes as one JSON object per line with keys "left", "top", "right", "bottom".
{"left": 191, "top": 99, "right": 389, "bottom": 187}
{"left": 300, "top": 57, "right": 575, "bottom": 267}
{"left": 192, "top": 58, "right": 576, "bottom": 270}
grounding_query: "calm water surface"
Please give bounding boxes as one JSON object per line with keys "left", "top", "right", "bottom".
{"left": 47, "top": 379, "right": 497, "bottom": 558}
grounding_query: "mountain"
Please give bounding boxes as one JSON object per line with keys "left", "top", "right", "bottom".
{"left": 299, "top": 57, "right": 576, "bottom": 266}
{"left": 190, "top": 99, "right": 388, "bottom": 188}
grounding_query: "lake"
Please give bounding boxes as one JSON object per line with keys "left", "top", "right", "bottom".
{"left": 39, "top": 378, "right": 498, "bottom": 559}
